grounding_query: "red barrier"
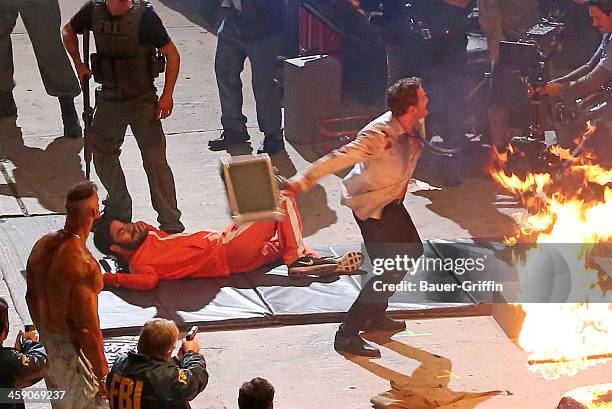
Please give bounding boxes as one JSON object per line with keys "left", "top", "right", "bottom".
{"left": 316, "top": 115, "right": 373, "bottom": 140}
{"left": 312, "top": 114, "right": 375, "bottom": 155}
{"left": 298, "top": 6, "right": 343, "bottom": 57}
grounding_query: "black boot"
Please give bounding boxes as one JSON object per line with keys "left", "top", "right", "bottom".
{"left": 257, "top": 133, "right": 285, "bottom": 155}
{"left": 59, "top": 96, "right": 82, "bottom": 138}
{"left": 0, "top": 92, "right": 17, "bottom": 119}
{"left": 334, "top": 329, "right": 381, "bottom": 358}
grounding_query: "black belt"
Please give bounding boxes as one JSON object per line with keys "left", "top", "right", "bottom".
{"left": 410, "top": 24, "right": 451, "bottom": 40}
{"left": 409, "top": 23, "right": 461, "bottom": 40}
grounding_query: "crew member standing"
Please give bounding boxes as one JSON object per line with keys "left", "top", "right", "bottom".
{"left": 0, "top": 297, "right": 48, "bottom": 409}
{"left": 478, "top": 0, "right": 539, "bottom": 146}
{"left": 0, "top": 0, "right": 82, "bottom": 137}
{"left": 288, "top": 78, "right": 427, "bottom": 357}
{"left": 363, "top": 0, "right": 472, "bottom": 186}
{"left": 208, "top": 0, "right": 286, "bottom": 154}
{"left": 538, "top": 0, "right": 612, "bottom": 159}
{"left": 62, "top": 0, "right": 184, "bottom": 233}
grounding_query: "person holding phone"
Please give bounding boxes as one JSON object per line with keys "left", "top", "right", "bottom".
{"left": 0, "top": 297, "right": 48, "bottom": 409}
{"left": 106, "top": 318, "right": 208, "bottom": 409}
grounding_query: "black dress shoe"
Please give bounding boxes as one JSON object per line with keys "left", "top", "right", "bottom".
{"left": 209, "top": 130, "right": 250, "bottom": 151}
{"left": 257, "top": 135, "right": 284, "bottom": 155}
{"left": 334, "top": 330, "right": 381, "bottom": 358}
{"left": 364, "top": 316, "right": 406, "bottom": 333}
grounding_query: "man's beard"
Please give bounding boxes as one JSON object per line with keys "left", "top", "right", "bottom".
{"left": 120, "top": 230, "right": 148, "bottom": 250}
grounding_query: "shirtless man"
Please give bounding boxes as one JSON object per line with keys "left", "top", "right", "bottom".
{"left": 25, "top": 181, "right": 109, "bottom": 408}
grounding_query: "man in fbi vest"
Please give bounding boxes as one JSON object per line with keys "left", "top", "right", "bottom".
{"left": 107, "top": 318, "right": 208, "bottom": 409}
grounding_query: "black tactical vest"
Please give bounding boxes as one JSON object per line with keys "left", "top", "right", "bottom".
{"left": 91, "top": 0, "right": 161, "bottom": 99}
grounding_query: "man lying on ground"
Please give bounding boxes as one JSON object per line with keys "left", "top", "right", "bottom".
{"left": 93, "top": 191, "right": 363, "bottom": 290}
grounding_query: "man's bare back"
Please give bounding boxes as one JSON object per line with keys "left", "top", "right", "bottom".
{"left": 27, "top": 231, "right": 103, "bottom": 336}
{"left": 25, "top": 181, "right": 108, "bottom": 384}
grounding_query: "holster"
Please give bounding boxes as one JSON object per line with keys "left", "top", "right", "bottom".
{"left": 150, "top": 53, "right": 166, "bottom": 78}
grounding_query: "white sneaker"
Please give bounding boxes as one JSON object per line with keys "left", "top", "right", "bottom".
{"left": 334, "top": 251, "right": 364, "bottom": 273}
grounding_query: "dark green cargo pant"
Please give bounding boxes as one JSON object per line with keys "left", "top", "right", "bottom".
{"left": 91, "top": 91, "right": 184, "bottom": 233}
{"left": 0, "top": 0, "right": 80, "bottom": 96}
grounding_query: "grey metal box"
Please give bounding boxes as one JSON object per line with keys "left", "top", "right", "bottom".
{"left": 283, "top": 55, "right": 341, "bottom": 144}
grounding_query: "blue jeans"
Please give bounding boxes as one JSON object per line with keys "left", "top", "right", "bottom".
{"left": 215, "top": 17, "right": 282, "bottom": 138}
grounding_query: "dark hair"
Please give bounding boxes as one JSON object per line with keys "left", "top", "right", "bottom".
{"left": 66, "top": 180, "right": 97, "bottom": 203}
{"left": 586, "top": 0, "right": 612, "bottom": 14}
{"left": 0, "top": 297, "right": 9, "bottom": 335}
{"left": 137, "top": 319, "right": 179, "bottom": 360}
{"left": 65, "top": 181, "right": 97, "bottom": 220}
{"left": 238, "top": 378, "right": 275, "bottom": 409}
{"left": 93, "top": 218, "right": 114, "bottom": 255}
{"left": 386, "top": 77, "right": 423, "bottom": 117}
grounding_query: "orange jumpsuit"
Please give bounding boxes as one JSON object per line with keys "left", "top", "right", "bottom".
{"left": 103, "top": 192, "right": 318, "bottom": 290}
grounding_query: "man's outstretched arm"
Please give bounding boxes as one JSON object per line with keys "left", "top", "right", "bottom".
{"left": 288, "top": 128, "right": 388, "bottom": 193}
{"left": 103, "top": 269, "right": 160, "bottom": 291}
{"left": 541, "top": 38, "right": 611, "bottom": 98}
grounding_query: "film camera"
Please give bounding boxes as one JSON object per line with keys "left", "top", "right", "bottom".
{"left": 498, "top": 19, "right": 565, "bottom": 141}
{"left": 499, "top": 20, "right": 565, "bottom": 86}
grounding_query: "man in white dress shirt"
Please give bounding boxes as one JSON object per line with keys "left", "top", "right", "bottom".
{"left": 288, "top": 78, "right": 428, "bottom": 357}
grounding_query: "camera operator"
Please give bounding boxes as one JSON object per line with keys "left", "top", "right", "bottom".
{"left": 478, "top": 0, "right": 540, "bottom": 146}
{"left": 0, "top": 297, "right": 48, "bottom": 409}
{"left": 535, "top": 0, "right": 612, "bottom": 161}
{"left": 553, "top": 0, "right": 601, "bottom": 69}
{"left": 106, "top": 319, "right": 208, "bottom": 409}
{"left": 539, "top": 0, "right": 612, "bottom": 102}
{"left": 362, "top": 0, "right": 472, "bottom": 186}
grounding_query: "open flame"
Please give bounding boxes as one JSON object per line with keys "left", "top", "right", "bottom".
{"left": 488, "top": 122, "right": 611, "bottom": 380}
{"left": 346, "top": 0, "right": 367, "bottom": 15}
{"left": 560, "top": 384, "right": 612, "bottom": 409}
